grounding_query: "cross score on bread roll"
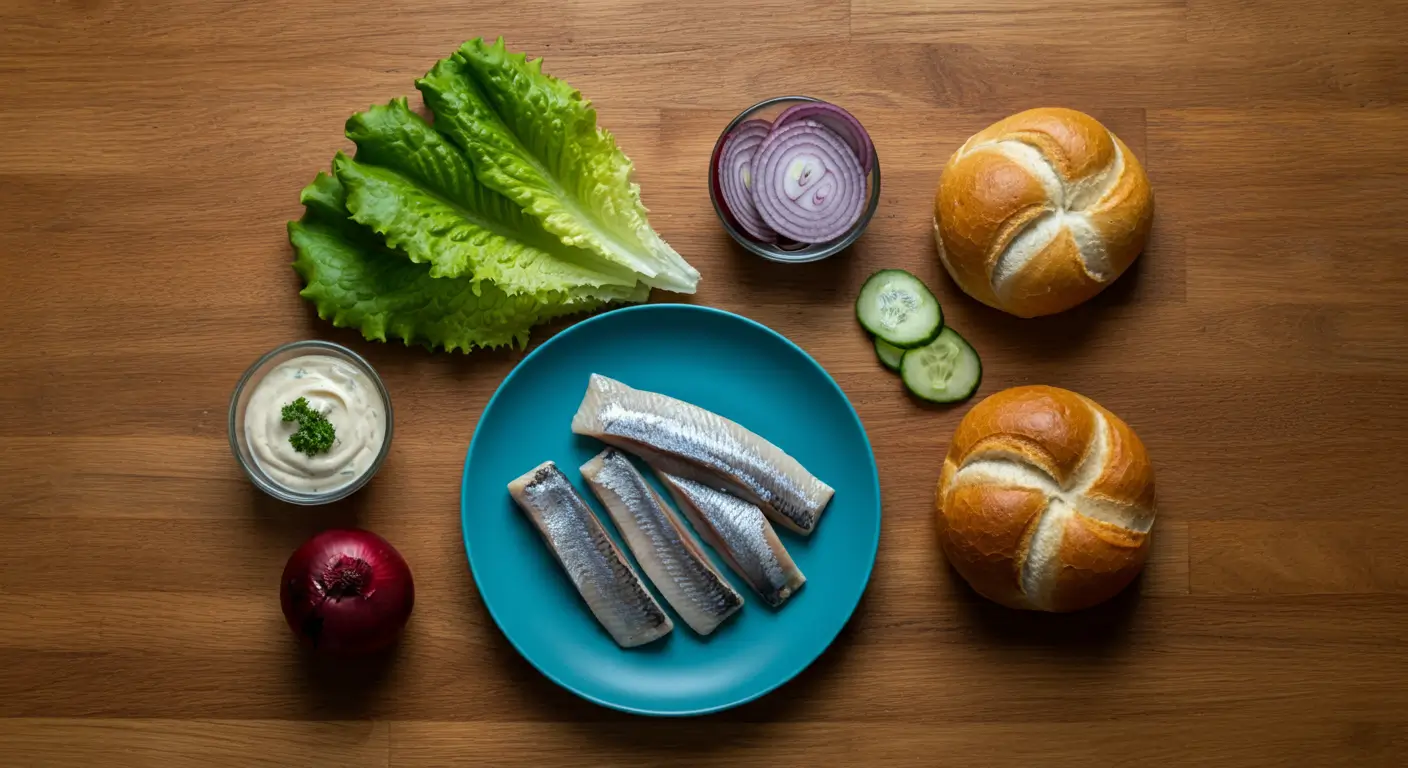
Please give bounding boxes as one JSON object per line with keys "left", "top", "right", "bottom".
{"left": 936, "top": 386, "right": 1156, "bottom": 611}
{"left": 933, "top": 108, "right": 1153, "bottom": 318}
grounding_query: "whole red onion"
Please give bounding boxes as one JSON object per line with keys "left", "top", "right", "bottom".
{"left": 280, "top": 529, "right": 414, "bottom": 655}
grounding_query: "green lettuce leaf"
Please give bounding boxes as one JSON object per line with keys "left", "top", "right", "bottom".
{"left": 416, "top": 38, "right": 699, "bottom": 293}
{"left": 334, "top": 101, "right": 646, "bottom": 304}
{"left": 342, "top": 99, "right": 645, "bottom": 303}
{"left": 290, "top": 171, "right": 603, "bottom": 352}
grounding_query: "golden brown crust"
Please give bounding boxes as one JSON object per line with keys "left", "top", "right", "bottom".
{"left": 935, "top": 385, "right": 1156, "bottom": 612}
{"left": 1087, "top": 134, "right": 1154, "bottom": 281}
{"left": 947, "top": 385, "right": 1095, "bottom": 485}
{"left": 1048, "top": 512, "right": 1150, "bottom": 612}
{"left": 934, "top": 218, "right": 1001, "bottom": 311}
{"left": 966, "top": 107, "right": 1115, "bottom": 181}
{"left": 937, "top": 456, "right": 958, "bottom": 501}
{"left": 933, "top": 108, "right": 1153, "bottom": 318}
{"left": 934, "top": 146, "right": 1051, "bottom": 309}
{"left": 939, "top": 483, "right": 1049, "bottom": 610}
{"left": 1086, "top": 401, "right": 1157, "bottom": 509}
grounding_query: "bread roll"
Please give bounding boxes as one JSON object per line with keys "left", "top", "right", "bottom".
{"left": 935, "top": 385, "right": 1155, "bottom": 611}
{"left": 933, "top": 108, "right": 1153, "bottom": 318}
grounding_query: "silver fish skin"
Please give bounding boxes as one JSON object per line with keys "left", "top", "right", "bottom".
{"left": 580, "top": 448, "right": 743, "bottom": 636}
{"left": 508, "top": 461, "right": 672, "bottom": 648}
{"left": 654, "top": 470, "right": 806, "bottom": 608}
{"left": 570, "top": 374, "right": 834, "bottom": 535}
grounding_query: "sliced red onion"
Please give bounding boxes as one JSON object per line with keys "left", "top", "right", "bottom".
{"left": 773, "top": 102, "right": 873, "bottom": 174}
{"left": 750, "top": 118, "right": 867, "bottom": 244}
{"left": 716, "top": 119, "right": 778, "bottom": 243}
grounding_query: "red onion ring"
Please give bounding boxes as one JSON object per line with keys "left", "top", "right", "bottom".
{"left": 773, "top": 102, "right": 873, "bottom": 174}
{"left": 750, "top": 118, "right": 867, "bottom": 244}
{"left": 715, "top": 119, "right": 778, "bottom": 242}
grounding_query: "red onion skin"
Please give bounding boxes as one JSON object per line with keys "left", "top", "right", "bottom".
{"left": 773, "top": 102, "right": 873, "bottom": 174}
{"left": 715, "top": 119, "right": 778, "bottom": 243}
{"left": 710, "top": 129, "right": 747, "bottom": 234}
{"left": 280, "top": 529, "right": 415, "bottom": 655}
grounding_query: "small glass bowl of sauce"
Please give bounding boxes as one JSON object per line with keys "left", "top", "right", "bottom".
{"left": 229, "top": 340, "right": 393, "bottom": 504}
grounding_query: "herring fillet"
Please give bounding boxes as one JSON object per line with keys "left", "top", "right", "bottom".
{"left": 508, "top": 461, "right": 672, "bottom": 648}
{"left": 571, "top": 374, "right": 834, "bottom": 535}
{"left": 654, "top": 470, "right": 806, "bottom": 608}
{"left": 581, "top": 448, "right": 743, "bottom": 635}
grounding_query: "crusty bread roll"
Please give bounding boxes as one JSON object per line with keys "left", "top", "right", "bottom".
{"left": 933, "top": 108, "right": 1153, "bottom": 318}
{"left": 936, "top": 385, "right": 1155, "bottom": 611}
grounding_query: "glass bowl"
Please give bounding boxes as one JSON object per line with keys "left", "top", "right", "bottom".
{"left": 708, "top": 95, "right": 881, "bottom": 263}
{"left": 228, "top": 340, "right": 393, "bottom": 505}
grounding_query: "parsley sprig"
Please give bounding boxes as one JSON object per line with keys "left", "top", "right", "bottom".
{"left": 280, "top": 397, "right": 336, "bottom": 456}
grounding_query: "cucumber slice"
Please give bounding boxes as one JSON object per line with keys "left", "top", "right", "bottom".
{"left": 855, "top": 269, "right": 943, "bottom": 348}
{"left": 900, "top": 327, "right": 982, "bottom": 404}
{"left": 874, "top": 337, "right": 905, "bottom": 372}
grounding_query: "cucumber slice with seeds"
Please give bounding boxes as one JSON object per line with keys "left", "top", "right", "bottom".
{"left": 855, "top": 269, "right": 943, "bottom": 348}
{"left": 874, "top": 337, "right": 905, "bottom": 371}
{"left": 900, "top": 327, "right": 981, "bottom": 404}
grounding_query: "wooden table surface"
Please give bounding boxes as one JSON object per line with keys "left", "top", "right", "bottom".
{"left": 5, "top": 0, "right": 1407, "bottom": 765}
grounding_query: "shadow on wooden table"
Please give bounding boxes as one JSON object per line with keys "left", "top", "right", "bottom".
{"left": 952, "top": 244, "right": 1152, "bottom": 361}
{"left": 248, "top": 484, "right": 371, "bottom": 548}
{"left": 246, "top": 489, "right": 411, "bottom": 719}
{"left": 943, "top": 567, "right": 1144, "bottom": 659}
{"left": 723, "top": 236, "right": 862, "bottom": 306}
{"left": 293, "top": 643, "right": 406, "bottom": 719}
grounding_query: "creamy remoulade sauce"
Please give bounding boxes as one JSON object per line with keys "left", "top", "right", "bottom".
{"left": 243, "top": 354, "right": 385, "bottom": 494}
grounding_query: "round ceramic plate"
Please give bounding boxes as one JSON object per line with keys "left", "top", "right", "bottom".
{"left": 461, "top": 304, "right": 881, "bottom": 716}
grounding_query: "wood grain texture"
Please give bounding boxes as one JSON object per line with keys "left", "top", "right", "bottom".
{"left": 3, "top": 0, "right": 1406, "bottom": 765}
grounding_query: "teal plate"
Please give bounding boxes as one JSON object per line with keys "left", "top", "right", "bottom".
{"left": 461, "top": 304, "right": 881, "bottom": 716}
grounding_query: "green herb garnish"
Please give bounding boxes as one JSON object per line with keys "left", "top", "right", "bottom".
{"left": 281, "top": 397, "right": 336, "bottom": 456}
